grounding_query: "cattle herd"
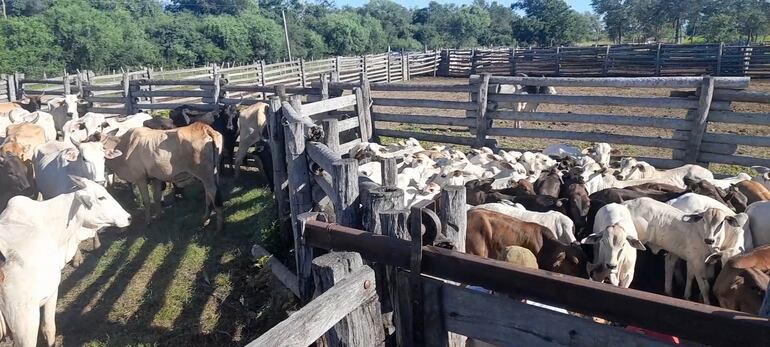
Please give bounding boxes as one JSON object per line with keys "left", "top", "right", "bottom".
{"left": 352, "top": 139, "right": 770, "bottom": 317}
{"left": 0, "top": 95, "right": 271, "bottom": 347}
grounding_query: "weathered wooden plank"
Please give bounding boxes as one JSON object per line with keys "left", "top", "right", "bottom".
{"left": 488, "top": 111, "right": 693, "bottom": 130}
{"left": 250, "top": 244, "right": 299, "bottom": 298}
{"left": 475, "top": 74, "right": 491, "bottom": 148}
{"left": 487, "top": 127, "right": 686, "bottom": 149}
{"left": 488, "top": 93, "right": 699, "bottom": 109}
{"left": 372, "top": 113, "right": 476, "bottom": 127}
{"left": 134, "top": 103, "right": 212, "bottom": 110}
{"left": 373, "top": 98, "right": 477, "bottom": 110}
{"left": 332, "top": 159, "right": 361, "bottom": 228}
{"left": 714, "top": 89, "right": 770, "bottom": 103}
{"left": 302, "top": 94, "right": 358, "bottom": 117}
{"left": 245, "top": 265, "right": 377, "bottom": 347}
{"left": 376, "top": 129, "right": 490, "bottom": 147}
{"left": 708, "top": 111, "right": 770, "bottom": 126}
{"left": 439, "top": 278, "right": 670, "bottom": 347}
{"left": 85, "top": 96, "right": 126, "bottom": 103}
{"left": 704, "top": 133, "right": 770, "bottom": 147}
{"left": 470, "top": 76, "right": 749, "bottom": 89}
{"left": 322, "top": 118, "right": 341, "bottom": 153}
{"left": 132, "top": 90, "right": 210, "bottom": 98}
{"left": 697, "top": 152, "right": 770, "bottom": 168}
{"left": 339, "top": 138, "right": 363, "bottom": 154}
{"left": 307, "top": 141, "right": 342, "bottom": 174}
{"left": 685, "top": 77, "right": 715, "bottom": 163}
{"left": 302, "top": 222, "right": 770, "bottom": 347}
{"left": 338, "top": 117, "right": 360, "bottom": 132}
{"left": 282, "top": 101, "right": 323, "bottom": 141}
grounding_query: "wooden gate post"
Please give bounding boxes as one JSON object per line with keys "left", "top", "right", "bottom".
{"left": 13, "top": 72, "right": 23, "bottom": 99}
{"left": 7, "top": 73, "right": 16, "bottom": 101}
{"left": 299, "top": 58, "right": 307, "bottom": 87}
{"left": 474, "top": 74, "right": 491, "bottom": 148}
{"left": 716, "top": 43, "right": 724, "bottom": 76}
{"left": 685, "top": 76, "right": 715, "bottom": 164}
{"left": 440, "top": 185, "right": 467, "bottom": 253}
{"left": 602, "top": 45, "right": 611, "bottom": 76}
{"left": 555, "top": 46, "right": 561, "bottom": 76}
{"left": 268, "top": 96, "right": 290, "bottom": 223}
{"left": 402, "top": 52, "right": 409, "bottom": 81}
{"left": 380, "top": 209, "right": 414, "bottom": 347}
{"left": 312, "top": 252, "right": 386, "bottom": 347}
{"left": 122, "top": 72, "right": 134, "bottom": 115}
{"left": 655, "top": 43, "right": 663, "bottom": 76}
{"left": 322, "top": 118, "right": 340, "bottom": 153}
{"left": 332, "top": 158, "right": 361, "bottom": 228}
{"left": 63, "top": 74, "right": 71, "bottom": 95}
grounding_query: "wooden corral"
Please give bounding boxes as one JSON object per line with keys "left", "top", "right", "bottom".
{"left": 442, "top": 44, "right": 770, "bottom": 78}
{"left": 247, "top": 73, "right": 770, "bottom": 346}
{"left": 0, "top": 51, "right": 440, "bottom": 107}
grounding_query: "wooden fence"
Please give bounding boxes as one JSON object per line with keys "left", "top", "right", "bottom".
{"left": 249, "top": 73, "right": 770, "bottom": 346}
{"left": 0, "top": 51, "right": 440, "bottom": 107}
{"left": 441, "top": 44, "right": 770, "bottom": 78}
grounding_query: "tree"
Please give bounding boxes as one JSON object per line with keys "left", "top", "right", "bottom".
{"left": 513, "top": 0, "right": 591, "bottom": 45}
{"left": 591, "top": 0, "right": 632, "bottom": 43}
{"left": 315, "top": 13, "right": 370, "bottom": 55}
{"left": 0, "top": 16, "right": 63, "bottom": 76}
{"left": 168, "top": 0, "right": 252, "bottom": 15}
{"left": 6, "top": 0, "right": 51, "bottom": 16}
{"left": 358, "top": 0, "right": 417, "bottom": 50}
{"left": 700, "top": 13, "right": 740, "bottom": 43}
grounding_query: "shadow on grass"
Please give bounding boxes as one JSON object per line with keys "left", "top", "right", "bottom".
{"left": 54, "top": 170, "right": 296, "bottom": 346}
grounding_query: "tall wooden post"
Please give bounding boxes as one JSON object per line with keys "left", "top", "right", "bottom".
{"left": 299, "top": 58, "right": 306, "bottom": 87}
{"left": 402, "top": 52, "right": 409, "bottom": 81}
{"left": 440, "top": 185, "right": 467, "bottom": 253}
{"left": 322, "top": 118, "right": 340, "bottom": 153}
{"left": 6, "top": 73, "right": 16, "bottom": 101}
{"left": 332, "top": 158, "right": 361, "bottom": 228}
{"left": 555, "top": 46, "right": 561, "bottom": 76}
{"left": 268, "top": 96, "right": 290, "bottom": 226}
{"left": 122, "top": 72, "right": 133, "bottom": 115}
{"left": 62, "top": 74, "right": 71, "bottom": 95}
{"left": 475, "top": 74, "right": 491, "bottom": 148}
{"left": 433, "top": 50, "right": 439, "bottom": 77}
{"left": 716, "top": 42, "right": 724, "bottom": 76}
{"left": 386, "top": 51, "right": 392, "bottom": 83}
{"left": 259, "top": 60, "right": 267, "bottom": 99}
{"left": 359, "top": 73, "right": 373, "bottom": 141}
{"left": 602, "top": 45, "right": 611, "bottom": 76}
{"left": 685, "top": 76, "right": 715, "bottom": 165}
{"left": 655, "top": 43, "right": 663, "bottom": 76}
{"left": 380, "top": 209, "right": 413, "bottom": 347}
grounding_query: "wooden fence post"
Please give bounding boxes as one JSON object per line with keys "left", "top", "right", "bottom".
{"left": 335, "top": 56, "right": 342, "bottom": 76}
{"left": 475, "top": 74, "right": 491, "bottom": 148}
{"left": 145, "top": 67, "right": 155, "bottom": 108}
{"left": 312, "top": 252, "right": 386, "bottom": 347}
{"left": 299, "top": 58, "right": 307, "bottom": 87}
{"left": 716, "top": 42, "right": 724, "bottom": 76}
{"left": 122, "top": 72, "right": 134, "bottom": 115}
{"left": 402, "top": 52, "right": 409, "bottom": 81}
{"left": 555, "top": 46, "right": 561, "bottom": 77}
{"left": 13, "top": 72, "right": 23, "bottom": 99}
{"left": 322, "top": 118, "right": 340, "bottom": 153}
{"left": 355, "top": 88, "right": 369, "bottom": 141}
{"left": 63, "top": 74, "right": 71, "bottom": 95}
{"left": 212, "top": 71, "right": 221, "bottom": 105}
{"left": 7, "top": 73, "right": 16, "bottom": 101}
{"left": 332, "top": 158, "right": 361, "bottom": 228}
{"left": 655, "top": 43, "right": 663, "bottom": 76}
{"left": 386, "top": 52, "right": 392, "bottom": 83}
{"left": 362, "top": 55, "right": 368, "bottom": 76}
{"left": 602, "top": 45, "right": 611, "bottom": 76}
{"left": 380, "top": 209, "right": 414, "bottom": 347}
{"left": 259, "top": 60, "right": 267, "bottom": 99}
{"left": 433, "top": 50, "right": 439, "bottom": 77}
{"left": 440, "top": 185, "right": 467, "bottom": 253}
{"left": 359, "top": 73, "right": 373, "bottom": 141}
{"left": 685, "top": 76, "right": 715, "bottom": 164}
{"left": 268, "top": 96, "right": 290, "bottom": 227}
{"left": 509, "top": 47, "right": 516, "bottom": 76}
{"left": 320, "top": 73, "right": 330, "bottom": 100}
{"left": 381, "top": 157, "right": 397, "bottom": 187}
{"left": 284, "top": 102, "right": 315, "bottom": 303}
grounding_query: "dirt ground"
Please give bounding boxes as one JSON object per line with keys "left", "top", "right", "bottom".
{"left": 373, "top": 76, "right": 770, "bottom": 174}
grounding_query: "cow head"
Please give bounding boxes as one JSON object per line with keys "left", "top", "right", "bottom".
{"left": 615, "top": 157, "right": 650, "bottom": 181}
{"left": 582, "top": 143, "right": 617, "bottom": 168}
{"left": 684, "top": 208, "right": 747, "bottom": 252}
{"left": 550, "top": 242, "right": 589, "bottom": 278}
{"left": 724, "top": 186, "right": 748, "bottom": 213}
{"left": 15, "top": 94, "right": 43, "bottom": 113}
{"left": 0, "top": 152, "right": 31, "bottom": 194}
{"left": 70, "top": 175, "right": 131, "bottom": 229}
{"left": 582, "top": 223, "right": 645, "bottom": 285}
{"left": 65, "top": 135, "right": 123, "bottom": 185}
{"left": 220, "top": 104, "right": 240, "bottom": 132}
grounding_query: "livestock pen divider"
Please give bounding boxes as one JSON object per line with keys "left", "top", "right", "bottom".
{"left": 247, "top": 73, "right": 770, "bottom": 346}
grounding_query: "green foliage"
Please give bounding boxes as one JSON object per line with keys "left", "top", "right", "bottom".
{"left": 700, "top": 14, "right": 740, "bottom": 43}
{"left": 513, "top": 0, "right": 591, "bottom": 45}
{"left": 0, "top": 17, "right": 63, "bottom": 77}
{"left": 168, "top": 0, "right": 253, "bottom": 15}
{"left": 315, "top": 13, "right": 370, "bottom": 55}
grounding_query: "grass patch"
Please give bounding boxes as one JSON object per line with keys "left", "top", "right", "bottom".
{"left": 53, "top": 171, "right": 296, "bottom": 346}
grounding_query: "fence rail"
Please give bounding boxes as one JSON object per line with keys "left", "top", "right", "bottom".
{"left": 441, "top": 44, "right": 770, "bottom": 77}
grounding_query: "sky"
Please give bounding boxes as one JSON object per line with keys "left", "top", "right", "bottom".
{"left": 336, "top": 0, "right": 594, "bottom": 13}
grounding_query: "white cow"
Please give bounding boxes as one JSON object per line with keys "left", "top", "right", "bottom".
{"left": 0, "top": 177, "right": 130, "bottom": 347}
{"left": 474, "top": 202, "right": 576, "bottom": 243}
{"left": 1, "top": 111, "right": 56, "bottom": 142}
{"left": 582, "top": 143, "right": 615, "bottom": 168}
{"left": 62, "top": 112, "right": 107, "bottom": 142}
{"left": 709, "top": 173, "right": 752, "bottom": 190}
{"left": 746, "top": 201, "right": 770, "bottom": 248}
{"left": 101, "top": 112, "right": 153, "bottom": 137}
{"left": 581, "top": 203, "right": 645, "bottom": 288}
{"left": 518, "top": 151, "right": 556, "bottom": 180}
{"left": 623, "top": 197, "right": 746, "bottom": 304}
{"left": 46, "top": 94, "right": 82, "bottom": 132}
{"left": 615, "top": 157, "right": 656, "bottom": 180}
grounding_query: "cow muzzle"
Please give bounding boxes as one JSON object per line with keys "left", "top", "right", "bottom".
{"left": 704, "top": 238, "right": 715, "bottom": 245}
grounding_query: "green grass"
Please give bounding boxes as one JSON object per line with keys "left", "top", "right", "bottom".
{"left": 54, "top": 171, "right": 296, "bottom": 346}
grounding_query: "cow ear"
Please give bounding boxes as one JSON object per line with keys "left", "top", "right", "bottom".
{"left": 627, "top": 237, "right": 646, "bottom": 250}
{"left": 682, "top": 214, "right": 704, "bottom": 223}
{"left": 636, "top": 164, "right": 647, "bottom": 172}
{"left": 581, "top": 233, "right": 602, "bottom": 244}
{"left": 63, "top": 148, "right": 79, "bottom": 161}
{"left": 75, "top": 190, "right": 94, "bottom": 209}
{"left": 104, "top": 149, "right": 122, "bottom": 160}
{"left": 726, "top": 213, "right": 749, "bottom": 228}
{"left": 69, "top": 175, "right": 88, "bottom": 189}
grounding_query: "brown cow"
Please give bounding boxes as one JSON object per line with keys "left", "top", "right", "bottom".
{"left": 467, "top": 209, "right": 588, "bottom": 277}
{"left": 534, "top": 167, "right": 562, "bottom": 198}
{"left": 104, "top": 122, "right": 224, "bottom": 232}
{"left": 0, "top": 122, "right": 46, "bottom": 162}
{"left": 735, "top": 180, "right": 770, "bottom": 205}
{"left": 713, "top": 245, "right": 770, "bottom": 314}
{"left": 0, "top": 102, "right": 22, "bottom": 114}
{"left": 233, "top": 102, "right": 269, "bottom": 178}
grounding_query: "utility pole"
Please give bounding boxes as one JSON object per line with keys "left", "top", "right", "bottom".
{"left": 282, "top": 10, "right": 292, "bottom": 61}
{"left": 1, "top": 0, "right": 7, "bottom": 19}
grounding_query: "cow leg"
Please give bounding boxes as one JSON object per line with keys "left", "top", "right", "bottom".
{"left": 92, "top": 233, "right": 101, "bottom": 250}
{"left": 683, "top": 265, "right": 695, "bottom": 300}
{"left": 692, "top": 263, "right": 711, "bottom": 305}
{"left": 234, "top": 132, "right": 260, "bottom": 179}
{"left": 151, "top": 180, "right": 163, "bottom": 217}
{"left": 41, "top": 291, "right": 58, "bottom": 346}
{"left": 9, "top": 303, "right": 39, "bottom": 347}
{"left": 663, "top": 253, "right": 678, "bottom": 297}
{"left": 137, "top": 181, "right": 153, "bottom": 225}
{"left": 72, "top": 250, "right": 84, "bottom": 267}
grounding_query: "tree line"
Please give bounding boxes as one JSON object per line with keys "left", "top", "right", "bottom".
{"left": 0, "top": 0, "right": 602, "bottom": 77}
{"left": 0, "top": 0, "right": 767, "bottom": 78}
{"left": 592, "top": 0, "right": 770, "bottom": 44}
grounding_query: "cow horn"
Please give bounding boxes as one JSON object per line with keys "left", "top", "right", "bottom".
{"left": 236, "top": 95, "right": 245, "bottom": 105}
{"left": 8, "top": 112, "right": 16, "bottom": 124}
{"left": 70, "top": 136, "right": 82, "bottom": 150}
{"left": 29, "top": 113, "right": 39, "bottom": 124}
